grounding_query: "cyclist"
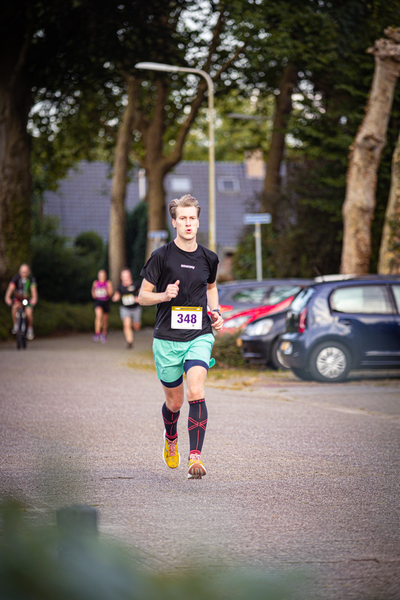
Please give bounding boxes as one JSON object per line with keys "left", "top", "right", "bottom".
{"left": 4, "top": 263, "right": 38, "bottom": 340}
{"left": 112, "top": 269, "right": 142, "bottom": 349}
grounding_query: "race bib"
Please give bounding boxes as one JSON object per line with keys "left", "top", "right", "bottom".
{"left": 95, "top": 287, "right": 108, "bottom": 299}
{"left": 122, "top": 294, "right": 135, "bottom": 306}
{"left": 171, "top": 306, "right": 202, "bottom": 330}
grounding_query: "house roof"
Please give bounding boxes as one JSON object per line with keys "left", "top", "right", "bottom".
{"left": 43, "top": 160, "right": 265, "bottom": 250}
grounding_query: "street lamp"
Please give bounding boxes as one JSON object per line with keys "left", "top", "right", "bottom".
{"left": 135, "top": 62, "right": 216, "bottom": 252}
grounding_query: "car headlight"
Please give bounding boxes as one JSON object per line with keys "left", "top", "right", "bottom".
{"left": 223, "top": 315, "right": 250, "bottom": 329}
{"left": 244, "top": 318, "right": 274, "bottom": 336}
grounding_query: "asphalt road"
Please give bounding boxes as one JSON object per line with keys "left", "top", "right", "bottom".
{"left": 0, "top": 329, "right": 399, "bottom": 600}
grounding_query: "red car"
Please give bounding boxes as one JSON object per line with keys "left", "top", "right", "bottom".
{"left": 221, "top": 295, "right": 298, "bottom": 333}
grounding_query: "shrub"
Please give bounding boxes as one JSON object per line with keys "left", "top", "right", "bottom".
{"left": 31, "top": 217, "right": 103, "bottom": 303}
{"left": 211, "top": 332, "right": 246, "bottom": 368}
{"left": 74, "top": 231, "right": 104, "bottom": 263}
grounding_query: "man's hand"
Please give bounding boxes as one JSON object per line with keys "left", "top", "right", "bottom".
{"left": 5, "top": 297, "right": 12, "bottom": 307}
{"left": 164, "top": 280, "right": 180, "bottom": 302}
{"left": 210, "top": 310, "right": 224, "bottom": 331}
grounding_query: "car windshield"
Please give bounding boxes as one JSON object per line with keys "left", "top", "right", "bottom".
{"left": 268, "top": 285, "right": 301, "bottom": 305}
{"left": 230, "top": 287, "right": 271, "bottom": 304}
{"left": 289, "top": 287, "right": 315, "bottom": 312}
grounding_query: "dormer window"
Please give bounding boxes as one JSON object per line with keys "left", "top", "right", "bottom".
{"left": 217, "top": 176, "right": 240, "bottom": 193}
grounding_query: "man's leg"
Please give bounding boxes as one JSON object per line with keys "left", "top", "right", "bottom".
{"left": 11, "top": 304, "right": 18, "bottom": 332}
{"left": 185, "top": 365, "right": 208, "bottom": 479}
{"left": 26, "top": 307, "right": 34, "bottom": 340}
{"left": 161, "top": 382, "right": 184, "bottom": 469}
{"left": 123, "top": 316, "right": 133, "bottom": 345}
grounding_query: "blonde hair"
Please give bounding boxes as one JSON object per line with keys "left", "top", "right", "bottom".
{"left": 168, "top": 195, "right": 201, "bottom": 220}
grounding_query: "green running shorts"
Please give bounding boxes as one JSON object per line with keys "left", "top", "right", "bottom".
{"left": 152, "top": 333, "right": 215, "bottom": 384}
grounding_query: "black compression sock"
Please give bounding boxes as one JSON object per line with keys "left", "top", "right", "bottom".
{"left": 162, "top": 403, "right": 180, "bottom": 440}
{"left": 188, "top": 398, "right": 208, "bottom": 455}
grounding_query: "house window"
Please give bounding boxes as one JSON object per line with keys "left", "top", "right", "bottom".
{"left": 217, "top": 176, "right": 240, "bottom": 193}
{"left": 170, "top": 177, "right": 192, "bottom": 192}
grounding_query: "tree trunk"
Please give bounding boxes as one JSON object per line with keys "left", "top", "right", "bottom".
{"left": 0, "top": 41, "right": 32, "bottom": 292}
{"left": 341, "top": 27, "right": 400, "bottom": 274}
{"left": 262, "top": 64, "right": 298, "bottom": 219}
{"left": 108, "top": 76, "right": 136, "bottom": 288}
{"left": 145, "top": 164, "right": 169, "bottom": 258}
{"left": 378, "top": 129, "right": 400, "bottom": 273}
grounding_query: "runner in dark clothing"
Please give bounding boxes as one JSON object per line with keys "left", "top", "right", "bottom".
{"left": 112, "top": 269, "right": 142, "bottom": 349}
{"left": 139, "top": 194, "right": 223, "bottom": 479}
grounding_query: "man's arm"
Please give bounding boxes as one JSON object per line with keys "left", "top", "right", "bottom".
{"left": 207, "top": 282, "right": 224, "bottom": 331}
{"left": 4, "top": 282, "right": 15, "bottom": 306}
{"left": 138, "top": 278, "right": 180, "bottom": 306}
{"left": 30, "top": 284, "right": 38, "bottom": 306}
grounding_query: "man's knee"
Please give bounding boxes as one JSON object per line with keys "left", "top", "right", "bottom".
{"left": 187, "top": 382, "right": 205, "bottom": 400}
{"left": 163, "top": 384, "right": 184, "bottom": 412}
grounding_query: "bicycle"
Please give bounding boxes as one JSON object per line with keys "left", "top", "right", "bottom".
{"left": 14, "top": 295, "right": 29, "bottom": 350}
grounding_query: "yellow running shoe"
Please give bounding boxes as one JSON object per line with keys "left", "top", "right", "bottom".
{"left": 187, "top": 453, "right": 206, "bottom": 479}
{"left": 163, "top": 431, "right": 180, "bottom": 469}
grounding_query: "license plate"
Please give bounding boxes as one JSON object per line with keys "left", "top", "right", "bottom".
{"left": 171, "top": 306, "right": 202, "bottom": 329}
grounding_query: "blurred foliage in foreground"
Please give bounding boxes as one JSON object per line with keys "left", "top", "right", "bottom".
{"left": 0, "top": 501, "right": 303, "bottom": 600}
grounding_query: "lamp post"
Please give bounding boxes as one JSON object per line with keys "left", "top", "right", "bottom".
{"left": 135, "top": 62, "right": 216, "bottom": 252}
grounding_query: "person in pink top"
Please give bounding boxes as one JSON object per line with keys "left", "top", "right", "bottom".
{"left": 91, "top": 269, "right": 113, "bottom": 343}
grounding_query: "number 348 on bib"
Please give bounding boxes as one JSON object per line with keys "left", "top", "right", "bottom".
{"left": 171, "top": 306, "right": 202, "bottom": 330}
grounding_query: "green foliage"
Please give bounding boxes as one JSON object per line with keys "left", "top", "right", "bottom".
{"left": 125, "top": 201, "right": 148, "bottom": 281}
{"left": 0, "top": 502, "right": 299, "bottom": 600}
{"left": 183, "top": 90, "right": 274, "bottom": 162}
{"left": 74, "top": 231, "right": 104, "bottom": 263}
{"left": 211, "top": 332, "right": 246, "bottom": 368}
{"left": 232, "top": 224, "right": 277, "bottom": 280}
{"left": 30, "top": 216, "right": 103, "bottom": 303}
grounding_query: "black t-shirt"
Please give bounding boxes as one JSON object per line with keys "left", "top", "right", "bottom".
{"left": 11, "top": 274, "right": 37, "bottom": 299}
{"left": 140, "top": 241, "right": 219, "bottom": 341}
{"left": 118, "top": 281, "right": 140, "bottom": 307}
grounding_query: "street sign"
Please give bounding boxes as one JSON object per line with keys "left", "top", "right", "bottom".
{"left": 147, "top": 230, "right": 168, "bottom": 240}
{"left": 243, "top": 213, "right": 272, "bottom": 225}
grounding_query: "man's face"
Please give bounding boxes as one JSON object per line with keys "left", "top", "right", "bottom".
{"left": 19, "top": 265, "right": 29, "bottom": 279}
{"left": 121, "top": 270, "right": 132, "bottom": 286}
{"left": 172, "top": 206, "right": 199, "bottom": 241}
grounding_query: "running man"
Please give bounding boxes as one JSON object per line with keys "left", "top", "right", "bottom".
{"left": 4, "top": 263, "right": 38, "bottom": 340}
{"left": 138, "top": 194, "right": 223, "bottom": 479}
{"left": 112, "top": 269, "right": 142, "bottom": 349}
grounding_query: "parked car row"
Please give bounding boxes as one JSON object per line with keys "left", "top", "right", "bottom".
{"left": 230, "top": 275, "right": 400, "bottom": 382}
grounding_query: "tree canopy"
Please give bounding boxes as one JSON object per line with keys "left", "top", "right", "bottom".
{"left": 1, "top": 0, "right": 400, "bottom": 292}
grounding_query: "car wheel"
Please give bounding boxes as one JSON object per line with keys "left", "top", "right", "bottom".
{"left": 291, "top": 367, "right": 314, "bottom": 381}
{"left": 309, "top": 341, "right": 351, "bottom": 383}
{"left": 270, "top": 338, "right": 290, "bottom": 371}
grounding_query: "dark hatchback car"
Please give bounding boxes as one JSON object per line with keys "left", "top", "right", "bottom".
{"left": 238, "top": 310, "right": 290, "bottom": 370}
{"left": 279, "top": 276, "right": 400, "bottom": 382}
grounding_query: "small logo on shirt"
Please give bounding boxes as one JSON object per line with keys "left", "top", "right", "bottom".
{"left": 181, "top": 264, "right": 195, "bottom": 269}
